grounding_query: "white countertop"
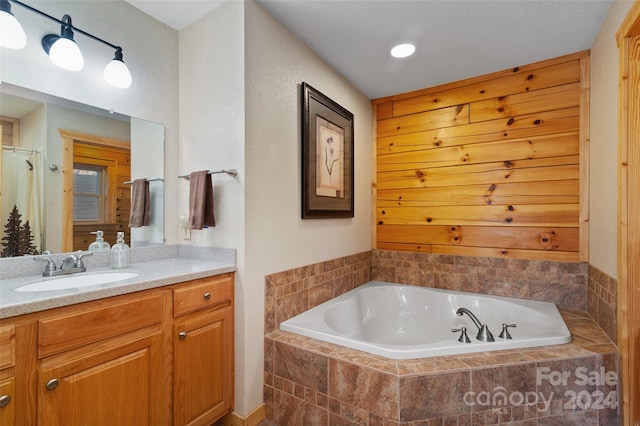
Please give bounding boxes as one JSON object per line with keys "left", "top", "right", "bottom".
{"left": 0, "top": 257, "right": 236, "bottom": 319}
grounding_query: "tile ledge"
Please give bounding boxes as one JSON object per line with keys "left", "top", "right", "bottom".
{"left": 267, "top": 315, "right": 618, "bottom": 377}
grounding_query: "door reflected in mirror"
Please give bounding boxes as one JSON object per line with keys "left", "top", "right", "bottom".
{"left": 0, "top": 83, "right": 165, "bottom": 257}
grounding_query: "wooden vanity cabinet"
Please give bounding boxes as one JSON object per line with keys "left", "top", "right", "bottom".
{"left": 36, "top": 293, "right": 168, "bottom": 426}
{"left": 172, "top": 274, "right": 234, "bottom": 426}
{"left": 0, "top": 272, "right": 234, "bottom": 426}
{"left": 0, "top": 325, "right": 16, "bottom": 426}
{"left": 0, "top": 377, "right": 15, "bottom": 425}
{"left": 37, "top": 333, "right": 164, "bottom": 426}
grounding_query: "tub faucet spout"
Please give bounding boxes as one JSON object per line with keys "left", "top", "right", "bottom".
{"left": 456, "top": 308, "right": 495, "bottom": 342}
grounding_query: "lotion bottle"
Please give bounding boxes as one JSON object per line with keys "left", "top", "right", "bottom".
{"left": 111, "top": 231, "right": 130, "bottom": 269}
{"left": 88, "top": 231, "right": 110, "bottom": 251}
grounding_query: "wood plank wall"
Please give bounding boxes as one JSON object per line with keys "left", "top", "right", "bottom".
{"left": 371, "top": 51, "right": 590, "bottom": 262}
{"left": 72, "top": 142, "right": 131, "bottom": 250}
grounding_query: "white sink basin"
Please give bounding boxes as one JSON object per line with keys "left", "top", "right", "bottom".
{"left": 15, "top": 272, "right": 139, "bottom": 292}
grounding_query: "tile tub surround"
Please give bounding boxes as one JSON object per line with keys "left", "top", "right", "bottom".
{"left": 265, "top": 311, "right": 619, "bottom": 425}
{"left": 265, "top": 250, "right": 589, "bottom": 338}
{"left": 587, "top": 265, "right": 617, "bottom": 344}
{"left": 263, "top": 251, "right": 615, "bottom": 425}
{"left": 265, "top": 251, "right": 372, "bottom": 334}
{"left": 372, "top": 250, "right": 588, "bottom": 312}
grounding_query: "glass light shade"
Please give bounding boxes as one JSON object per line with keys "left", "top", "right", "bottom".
{"left": 49, "top": 37, "right": 84, "bottom": 71}
{"left": 0, "top": 9, "right": 27, "bottom": 49}
{"left": 103, "top": 58, "right": 132, "bottom": 88}
{"left": 390, "top": 43, "right": 416, "bottom": 59}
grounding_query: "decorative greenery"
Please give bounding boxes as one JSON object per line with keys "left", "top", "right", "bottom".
{"left": 1, "top": 205, "right": 39, "bottom": 257}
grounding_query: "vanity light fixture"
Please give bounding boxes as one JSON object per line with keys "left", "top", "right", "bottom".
{"left": 103, "top": 47, "right": 132, "bottom": 89}
{"left": 41, "top": 15, "right": 84, "bottom": 71}
{"left": 390, "top": 43, "right": 416, "bottom": 59}
{"left": 2, "top": 0, "right": 132, "bottom": 88}
{"left": 0, "top": 0, "right": 26, "bottom": 49}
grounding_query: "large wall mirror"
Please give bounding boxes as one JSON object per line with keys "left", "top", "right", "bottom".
{"left": 0, "top": 83, "right": 165, "bottom": 257}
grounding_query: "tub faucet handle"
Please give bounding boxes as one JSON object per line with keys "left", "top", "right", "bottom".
{"left": 451, "top": 327, "right": 471, "bottom": 343}
{"left": 499, "top": 323, "right": 517, "bottom": 339}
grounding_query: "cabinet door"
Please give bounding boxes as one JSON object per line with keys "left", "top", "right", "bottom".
{"left": 174, "top": 306, "right": 233, "bottom": 426}
{"left": 0, "top": 377, "right": 15, "bottom": 426}
{"left": 38, "top": 333, "right": 163, "bottom": 426}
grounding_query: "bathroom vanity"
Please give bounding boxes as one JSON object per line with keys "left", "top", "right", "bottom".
{"left": 0, "top": 249, "right": 235, "bottom": 426}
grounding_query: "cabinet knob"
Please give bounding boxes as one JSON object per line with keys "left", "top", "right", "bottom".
{"left": 178, "top": 331, "right": 187, "bottom": 340}
{"left": 203, "top": 292, "right": 211, "bottom": 300}
{"left": 46, "top": 379, "right": 59, "bottom": 390}
{"left": 0, "top": 395, "right": 10, "bottom": 408}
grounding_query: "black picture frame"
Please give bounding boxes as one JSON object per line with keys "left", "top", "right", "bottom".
{"left": 301, "top": 82, "right": 354, "bottom": 219}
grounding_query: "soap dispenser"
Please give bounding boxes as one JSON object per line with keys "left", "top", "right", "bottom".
{"left": 111, "top": 231, "right": 130, "bottom": 269}
{"left": 88, "top": 231, "right": 110, "bottom": 251}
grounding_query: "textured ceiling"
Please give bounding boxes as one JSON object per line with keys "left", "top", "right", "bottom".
{"left": 127, "top": 0, "right": 613, "bottom": 99}
{"left": 125, "top": 0, "right": 227, "bottom": 30}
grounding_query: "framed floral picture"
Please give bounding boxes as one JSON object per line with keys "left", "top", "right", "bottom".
{"left": 301, "top": 82, "right": 354, "bottom": 218}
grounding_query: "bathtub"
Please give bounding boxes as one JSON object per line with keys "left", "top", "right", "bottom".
{"left": 280, "top": 281, "right": 571, "bottom": 359}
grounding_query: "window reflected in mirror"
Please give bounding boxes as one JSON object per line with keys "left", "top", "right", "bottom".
{"left": 73, "top": 165, "right": 104, "bottom": 222}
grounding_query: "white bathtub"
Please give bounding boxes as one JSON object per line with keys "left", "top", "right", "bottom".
{"left": 280, "top": 281, "right": 571, "bottom": 359}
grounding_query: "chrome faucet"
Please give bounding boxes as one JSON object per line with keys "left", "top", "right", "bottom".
{"left": 34, "top": 251, "right": 93, "bottom": 277}
{"left": 456, "top": 307, "right": 495, "bottom": 342}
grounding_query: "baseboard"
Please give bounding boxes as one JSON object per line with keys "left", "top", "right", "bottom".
{"left": 220, "top": 403, "right": 266, "bottom": 426}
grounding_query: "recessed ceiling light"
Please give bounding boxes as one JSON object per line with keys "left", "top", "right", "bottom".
{"left": 390, "top": 43, "right": 415, "bottom": 59}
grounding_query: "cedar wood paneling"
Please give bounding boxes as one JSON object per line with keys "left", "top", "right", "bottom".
{"left": 372, "top": 51, "right": 589, "bottom": 261}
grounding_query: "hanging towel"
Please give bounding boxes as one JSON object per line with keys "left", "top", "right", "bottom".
{"left": 188, "top": 170, "right": 215, "bottom": 230}
{"left": 129, "top": 179, "right": 150, "bottom": 227}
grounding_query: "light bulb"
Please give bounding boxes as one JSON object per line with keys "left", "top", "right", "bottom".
{"left": 0, "top": 0, "right": 26, "bottom": 49}
{"left": 49, "top": 37, "right": 84, "bottom": 71}
{"left": 104, "top": 56, "right": 132, "bottom": 88}
{"left": 390, "top": 43, "right": 416, "bottom": 59}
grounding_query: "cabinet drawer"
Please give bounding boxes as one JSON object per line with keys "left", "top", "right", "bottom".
{"left": 173, "top": 274, "right": 233, "bottom": 317}
{"left": 0, "top": 377, "right": 15, "bottom": 426}
{"left": 0, "top": 325, "right": 15, "bottom": 370}
{"left": 38, "top": 295, "right": 162, "bottom": 358}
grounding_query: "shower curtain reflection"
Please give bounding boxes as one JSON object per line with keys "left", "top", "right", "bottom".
{"left": 1, "top": 146, "right": 43, "bottom": 256}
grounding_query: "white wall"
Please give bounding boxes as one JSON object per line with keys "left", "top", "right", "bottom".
{"left": 242, "top": 0, "right": 373, "bottom": 415}
{"left": 178, "top": 0, "right": 248, "bottom": 412}
{"left": 130, "top": 118, "right": 165, "bottom": 246}
{"left": 589, "top": 0, "right": 634, "bottom": 278}
{"left": 178, "top": 1, "right": 245, "bottom": 251}
{"left": 0, "top": 0, "right": 180, "bottom": 244}
{"left": 178, "top": 0, "right": 372, "bottom": 415}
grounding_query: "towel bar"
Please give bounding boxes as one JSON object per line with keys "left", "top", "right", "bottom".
{"left": 178, "top": 169, "right": 238, "bottom": 180}
{"left": 123, "top": 178, "right": 164, "bottom": 185}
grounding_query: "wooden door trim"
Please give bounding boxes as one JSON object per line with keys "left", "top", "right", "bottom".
{"left": 61, "top": 136, "right": 73, "bottom": 252}
{"left": 579, "top": 55, "right": 590, "bottom": 261}
{"left": 58, "top": 129, "right": 130, "bottom": 150}
{"left": 617, "top": 2, "right": 640, "bottom": 424}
